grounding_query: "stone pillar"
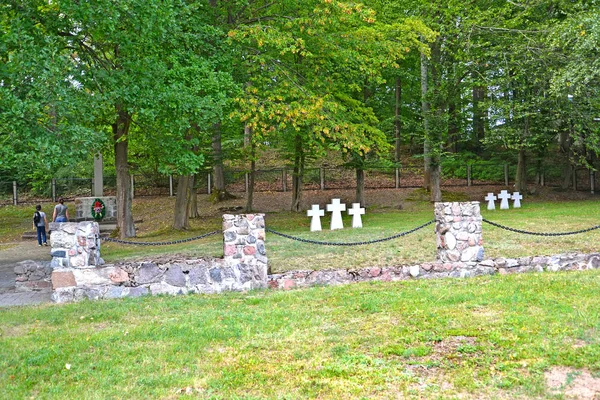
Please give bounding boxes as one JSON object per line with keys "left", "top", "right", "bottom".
{"left": 434, "top": 202, "right": 484, "bottom": 263}
{"left": 93, "top": 153, "right": 103, "bottom": 197}
{"left": 222, "top": 214, "right": 268, "bottom": 277}
{"left": 49, "top": 221, "right": 103, "bottom": 268}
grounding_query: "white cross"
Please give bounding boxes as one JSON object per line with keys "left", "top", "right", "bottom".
{"left": 498, "top": 190, "right": 511, "bottom": 210}
{"left": 484, "top": 193, "right": 497, "bottom": 210}
{"left": 326, "top": 198, "right": 346, "bottom": 230}
{"left": 512, "top": 192, "right": 523, "bottom": 208}
{"left": 307, "top": 204, "right": 325, "bottom": 232}
{"left": 348, "top": 203, "right": 365, "bottom": 228}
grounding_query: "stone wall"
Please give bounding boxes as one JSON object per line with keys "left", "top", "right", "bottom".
{"left": 435, "top": 201, "right": 484, "bottom": 262}
{"left": 75, "top": 196, "right": 117, "bottom": 221}
{"left": 268, "top": 252, "right": 600, "bottom": 289}
{"left": 14, "top": 260, "right": 52, "bottom": 291}
{"left": 49, "top": 221, "right": 103, "bottom": 268}
{"left": 51, "top": 214, "right": 268, "bottom": 303}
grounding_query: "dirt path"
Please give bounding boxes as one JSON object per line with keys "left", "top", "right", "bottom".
{"left": 0, "top": 242, "right": 51, "bottom": 294}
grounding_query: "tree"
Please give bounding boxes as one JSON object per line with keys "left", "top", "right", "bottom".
{"left": 232, "top": 0, "right": 430, "bottom": 210}
{"left": 12, "top": 1, "right": 236, "bottom": 234}
{"left": 0, "top": 1, "right": 101, "bottom": 186}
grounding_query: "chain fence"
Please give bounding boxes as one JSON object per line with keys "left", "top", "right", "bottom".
{"left": 266, "top": 220, "right": 435, "bottom": 246}
{"left": 91, "top": 217, "right": 599, "bottom": 250}
{"left": 101, "top": 230, "right": 221, "bottom": 246}
{"left": 482, "top": 218, "right": 600, "bottom": 236}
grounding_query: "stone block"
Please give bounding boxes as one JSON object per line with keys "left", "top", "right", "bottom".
{"left": 127, "top": 286, "right": 149, "bottom": 297}
{"left": 243, "top": 246, "right": 256, "bottom": 255}
{"left": 149, "top": 282, "right": 186, "bottom": 296}
{"left": 165, "top": 265, "right": 186, "bottom": 287}
{"left": 105, "top": 286, "right": 126, "bottom": 299}
{"left": 444, "top": 232, "right": 457, "bottom": 250}
{"left": 224, "top": 231, "right": 237, "bottom": 242}
{"left": 209, "top": 268, "right": 222, "bottom": 282}
{"left": 72, "top": 267, "right": 115, "bottom": 286}
{"left": 283, "top": 279, "right": 295, "bottom": 290}
{"left": 588, "top": 255, "right": 600, "bottom": 269}
{"left": 52, "top": 288, "right": 75, "bottom": 303}
{"left": 52, "top": 271, "right": 76, "bottom": 289}
{"left": 13, "top": 263, "right": 28, "bottom": 275}
{"left": 136, "top": 263, "right": 163, "bottom": 284}
{"left": 188, "top": 267, "right": 208, "bottom": 285}
{"left": 409, "top": 265, "right": 420, "bottom": 277}
{"left": 109, "top": 268, "right": 129, "bottom": 283}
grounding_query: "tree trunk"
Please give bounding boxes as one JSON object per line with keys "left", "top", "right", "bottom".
{"left": 291, "top": 135, "right": 304, "bottom": 212}
{"left": 188, "top": 174, "right": 199, "bottom": 219}
{"left": 421, "top": 52, "right": 431, "bottom": 191}
{"left": 447, "top": 100, "right": 458, "bottom": 153}
{"left": 472, "top": 83, "right": 486, "bottom": 153}
{"left": 212, "top": 122, "right": 232, "bottom": 202}
{"left": 394, "top": 76, "right": 402, "bottom": 163}
{"left": 423, "top": 41, "right": 443, "bottom": 202}
{"left": 173, "top": 174, "right": 192, "bottom": 230}
{"left": 515, "top": 148, "right": 527, "bottom": 193}
{"left": 430, "top": 164, "right": 442, "bottom": 202}
{"left": 355, "top": 168, "right": 365, "bottom": 206}
{"left": 559, "top": 129, "right": 572, "bottom": 189}
{"left": 113, "top": 106, "right": 135, "bottom": 238}
{"left": 245, "top": 125, "right": 255, "bottom": 212}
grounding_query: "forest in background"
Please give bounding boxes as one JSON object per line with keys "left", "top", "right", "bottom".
{"left": 1, "top": 0, "right": 599, "bottom": 236}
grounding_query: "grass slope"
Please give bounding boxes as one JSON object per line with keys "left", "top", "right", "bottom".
{"left": 1, "top": 271, "right": 599, "bottom": 399}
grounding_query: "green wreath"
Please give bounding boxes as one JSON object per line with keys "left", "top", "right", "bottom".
{"left": 91, "top": 198, "right": 106, "bottom": 221}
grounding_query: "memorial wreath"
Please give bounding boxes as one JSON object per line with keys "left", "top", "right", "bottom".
{"left": 91, "top": 198, "right": 106, "bottom": 221}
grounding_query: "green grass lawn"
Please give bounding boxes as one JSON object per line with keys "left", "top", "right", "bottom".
{"left": 1, "top": 271, "right": 599, "bottom": 399}
{"left": 3, "top": 199, "right": 599, "bottom": 273}
{"left": 103, "top": 199, "right": 600, "bottom": 272}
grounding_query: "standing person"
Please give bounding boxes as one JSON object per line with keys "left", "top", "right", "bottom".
{"left": 33, "top": 205, "right": 49, "bottom": 246}
{"left": 52, "top": 197, "right": 70, "bottom": 222}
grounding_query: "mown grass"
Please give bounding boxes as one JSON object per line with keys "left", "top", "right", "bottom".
{"left": 2, "top": 197, "right": 599, "bottom": 272}
{"left": 1, "top": 271, "right": 599, "bottom": 399}
{"left": 0, "top": 205, "right": 34, "bottom": 244}
{"left": 103, "top": 198, "right": 600, "bottom": 272}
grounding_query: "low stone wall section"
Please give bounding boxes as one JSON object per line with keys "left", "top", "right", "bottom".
{"left": 51, "top": 214, "right": 268, "bottom": 303}
{"left": 14, "top": 260, "right": 53, "bottom": 292}
{"left": 51, "top": 256, "right": 267, "bottom": 303}
{"left": 268, "top": 252, "right": 600, "bottom": 289}
{"left": 47, "top": 252, "right": 600, "bottom": 301}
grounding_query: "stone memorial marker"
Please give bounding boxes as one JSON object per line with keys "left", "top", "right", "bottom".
{"left": 348, "top": 203, "right": 365, "bottom": 228}
{"left": 512, "top": 192, "right": 522, "bottom": 208}
{"left": 326, "top": 198, "right": 346, "bottom": 230}
{"left": 498, "top": 190, "right": 511, "bottom": 210}
{"left": 484, "top": 193, "right": 497, "bottom": 210}
{"left": 307, "top": 204, "right": 325, "bottom": 232}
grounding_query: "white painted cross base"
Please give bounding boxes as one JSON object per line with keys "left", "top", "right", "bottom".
{"left": 512, "top": 192, "right": 523, "bottom": 208}
{"left": 307, "top": 204, "right": 325, "bottom": 232}
{"left": 348, "top": 203, "right": 365, "bottom": 228}
{"left": 484, "top": 193, "right": 497, "bottom": 210}
{"left": 498, "top": 190, "right": 511, "bottom": 210}
{"left": 327, "top": 198, "right": 346, "bottom": 230}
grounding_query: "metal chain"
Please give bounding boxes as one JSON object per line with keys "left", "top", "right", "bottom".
{"left": 102, "top": 230, "right": 221, "bottom": 246}
{"left": 266, "top": 220, "right": 434, "bottom": 246}
{"left": 482, "top": 218, "right": 600, "bottom": 236}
